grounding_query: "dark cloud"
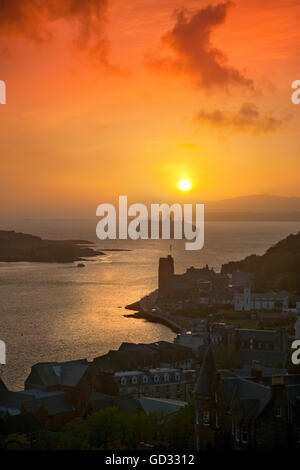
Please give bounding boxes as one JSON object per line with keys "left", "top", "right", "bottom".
{"left": 195, "top": 103, "right": 282, "bottom": 134}
{"left": 0, "top": 0, "right": 110, "bottom": 64}
{"left": 149, "top": 1, "right": 253, "bottom": 89}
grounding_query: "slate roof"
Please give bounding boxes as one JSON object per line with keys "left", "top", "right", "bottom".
{"left": 195, "top": 345, "right": 216, "bottom": 397}
{"left": 25, "top": 359, "right": 89, "bottom": 389}
{"left": 93, "top": 341, "right": 194, "bottom": 372}
{"left": 0, "top": 390, "right": 35, "bottom": 416}
{"left": 139, "top": 396, "right": 186, "bottom": 418}
{"left": 0, "top": 376, "right": 7, "bottom": 390}
{"left": 221, "top": 376, "right": 271, "bottom": 418}
{"left": 0, "top": 389, "right": 73, "bottom": 417}
{"left": 22, "top": 391, "right": 73, "bottom": 416}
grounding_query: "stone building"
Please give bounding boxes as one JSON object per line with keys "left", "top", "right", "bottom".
{"left": 234, "top": 287, "right": 289, "bottom": 312}
{"left": 114, "top": 368, "right": 197, "bottom": 401}
{"left": 194, "top": 346, "right": 300, "bottom": 450}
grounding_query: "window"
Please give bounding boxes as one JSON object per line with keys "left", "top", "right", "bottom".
{"left": 215, "top": 392, "right": 218, "bottom": 403}
{"left": 175, "top": 373, "right": 180, "bottom": 381}
{"left": 275, "top": 406, "right": 282, "bottom": 418}
{"left": 154, "top": 375, "right": 159, "bottom": 383}
{"left": 216, "top": 413, "right": 219, "bottom": 428}
{"left": 120, "top": 377, "right": 127, "bottom": 386}
{"left": 164, "top": 373, "right": 170, "bottom": 382}
{"left": 143, "top": 375, "right": 148, "bottom": 384}
{"left": 235, "top": 423, "right": 240, "bottom": 442}
{"left": 241, "top": 425, "right": 248, "bottom": 444}
{"left": 203, "top": 411, "right": 210, "bottom": 426}
{"left": 232, "top": 420, "right": 235, "bottom": 436}
{"left": 132, "top": 376, "right": 138, "bottom": 385}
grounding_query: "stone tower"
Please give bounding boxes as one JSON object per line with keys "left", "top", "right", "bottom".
{"left": 158, "top": 255, "right": 174, "bottom": 298}
{"left": 194, "top": 345, "right": 218, "bottom": 450}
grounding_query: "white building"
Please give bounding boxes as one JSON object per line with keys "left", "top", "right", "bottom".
{"left": 234, "top": 287, "right": 289, "bottom": 312}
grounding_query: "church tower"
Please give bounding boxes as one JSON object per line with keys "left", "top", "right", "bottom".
{"left": 194, "top": 345, "right": 218, "bottom": 450}
{"left": 158, "top": 255, "right": 174, "bottom": 298}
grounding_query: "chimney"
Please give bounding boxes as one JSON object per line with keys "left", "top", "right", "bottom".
{"left": 251, "top": 360, "right": 262, "bottom": 378}
{"left": 272, "top": 375, "right": 284, "bottom": 387}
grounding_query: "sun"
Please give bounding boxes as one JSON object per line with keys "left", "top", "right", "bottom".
{"left": 178, "top": 179, "right": 191, "bottom": 191}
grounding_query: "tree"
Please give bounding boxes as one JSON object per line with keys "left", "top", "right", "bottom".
{"left": 4, "top": 433, "right": 30, "bottom": 450}
{"left": 59, "top": 417, "right": 89, "bottom": 450}
{"left": 87, "top": 407, "right": 125, "bottom": 450}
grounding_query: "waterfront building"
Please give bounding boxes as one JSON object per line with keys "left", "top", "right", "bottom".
{"left": 234, "top": 287, "right": 289, "bottom": 312}
{"left": 93, "top": 341, "right": 195, "bottom": 373}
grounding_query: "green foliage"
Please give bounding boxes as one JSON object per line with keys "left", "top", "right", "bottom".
{"left": 159, "top": 402, "right": 196, "bottom": 450}
{"left": 222, "top": 232, "right": 300, "bottom": 294}
{"left": 87, "top": 407, "right": 125, "bottom": 449}
{"left": 4, "top": 433, "right": 30, "bottom": 450}
{"left": 59, "top": 407, "right": 158, "bottom": 450}
{"left": 59, "top": 417, "right": 89, "bottom": 450}
{"left": 159, "top": 402, "right": 215, "bottom": 450}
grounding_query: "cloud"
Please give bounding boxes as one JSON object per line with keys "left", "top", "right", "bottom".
{"left": 0, "top": 0, "right": 110, "bottom": 65}
{"left": 148, "top": 1, "right": 253, "bottom": 89}
{"left": 195, "top": 103, "right": 282, "bottom": 134}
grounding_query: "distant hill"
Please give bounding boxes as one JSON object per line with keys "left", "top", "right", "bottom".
{"left": 222, "top": 232, "right": 300, "bottom": 294}
{"left": 0, "top": 230, "right": 102, "bottom": 262}
{"left": 206, "top": 194, "right": 300, "bottom": 213}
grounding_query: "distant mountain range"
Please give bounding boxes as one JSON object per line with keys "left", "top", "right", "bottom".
{"left": 205, "top": 195, "right": 300, "bottom": 221}
{"left": 206, "top": 194, "right": 300, "bottom": 213}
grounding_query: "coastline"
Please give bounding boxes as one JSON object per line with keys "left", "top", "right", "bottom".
{"left": 125, "top": 293, "right": 182, "bottom": 334}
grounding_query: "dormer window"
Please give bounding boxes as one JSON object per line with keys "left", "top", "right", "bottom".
{"left": 120, "top": 377, "right": 127, "bottom": 386}
{"left": 275, "top": 406, "right": 282, "bottom": 418}
{"left": 203, "top": 411, "right": 210, "bottom": 426}
{"left": 235, "top": 423, "right": 240, "bottom": 442}
{"left": 241, "top": 425, "right": 248, "bottom": 444}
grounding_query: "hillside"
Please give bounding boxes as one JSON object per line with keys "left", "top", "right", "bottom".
{"left": 221, "top": 232, "right": 300, "bottom": 294}
{"left": 0, "top": 230, "right": 103, "bottom": 262}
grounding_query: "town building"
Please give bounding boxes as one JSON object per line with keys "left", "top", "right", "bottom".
{"left": 114, "top": 368, "right": 197, "bottom": 401}
{"left": 194, "top": 346, "right": 300, "bottom": 450}
{"left": 234, "top": 287, "right": 289, "bottom": 312}
{"left": 25, "top": 359, "right": 118, "bottom": 414}
{"left": 158, "top": 255, "right": 230, "bottom": 302}
{"left": 93, "top": 341, "right": 195, "bottom": 373}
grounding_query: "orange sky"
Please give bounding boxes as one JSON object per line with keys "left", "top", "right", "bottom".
{"left": 0, "top": 0, "right": 299, "bottom": 217}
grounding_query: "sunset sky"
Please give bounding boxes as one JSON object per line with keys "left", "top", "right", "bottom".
{"left": 0, "top": 0, "right": 299, "bottom": 217}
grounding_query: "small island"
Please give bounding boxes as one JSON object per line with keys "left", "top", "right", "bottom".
{"left": 0, "top": 230, "right": 103, "bottom": 263}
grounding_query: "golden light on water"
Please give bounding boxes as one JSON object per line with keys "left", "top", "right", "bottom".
{"left": 178, "top": 179, "right": 191, "bottom": 191}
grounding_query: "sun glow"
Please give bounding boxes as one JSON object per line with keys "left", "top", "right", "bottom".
{"left": 178, "top": 179, "right": 191, "bottom": 191}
